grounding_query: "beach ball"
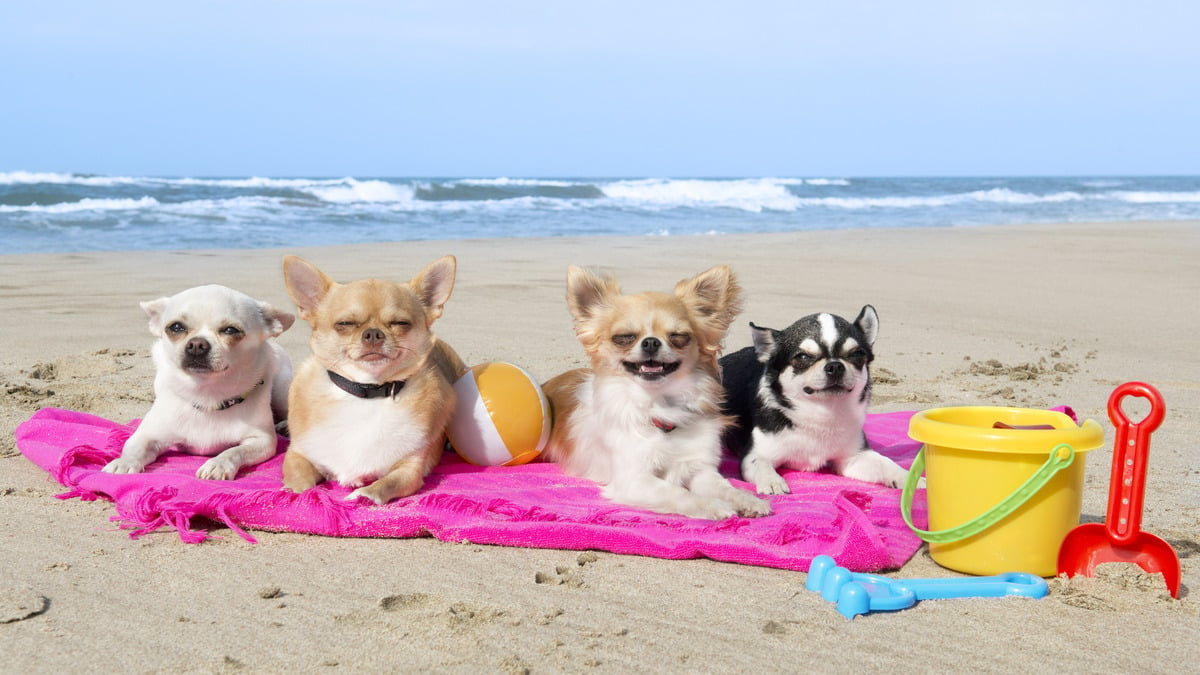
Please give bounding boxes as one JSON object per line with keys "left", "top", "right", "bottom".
{"left": 448, "top": 362, "right": 551, "bottom": 466}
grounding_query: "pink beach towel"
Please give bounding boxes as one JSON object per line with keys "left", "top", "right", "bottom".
{"left": 16, "top": 407, "right": 930, "bottom": 573}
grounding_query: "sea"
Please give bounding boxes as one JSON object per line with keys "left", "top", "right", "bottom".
{"left": 3, "top": 172, "right": 1199, "bottom": 254}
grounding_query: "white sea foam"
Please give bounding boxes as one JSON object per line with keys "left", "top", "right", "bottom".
{"left": 0, "top": 171, "right": 150, "bottom": 187}
{"left": 302, "top": 179, "right": 415, "bottom": 203}
{"left": 1110, "top": 190, "right": 1200, "bottom": 203}
{"left": 159, "top": 196, "right": 292, "bottom": 213}
{"left": 0, "top": 171, "right": 381, "bottom": 192}
{"left": 402, "top": 194, "right": 586, "bottom": 214}
{"left": 0, "top": 196, "right": 159, "bottom": 213}
{"left": 797, "top": 188, "right": 1086, "bottom": 210}
{"left": 455, "top": 177, "right": 580, "bottom": 188}
{"left": 600, "top": 178, "right": 803, "bottom": 212}
{"left": 0, "top": 170, "right": 79, "bottom": 184}
{"left": 166, "top": 176, "right": 343, "bottom": 189}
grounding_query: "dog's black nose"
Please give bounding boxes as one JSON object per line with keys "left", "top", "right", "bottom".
{"left": 824, "top": 361, "right": 845, "bottom": 379}
{"left": 362, "top": 328, "right": 385, "bottom": 345}
{"left": 641, "top": 337, "right": 661, "bottom": 354}
{"left": 185, "top": 338, "right": 210, "bottom": 356}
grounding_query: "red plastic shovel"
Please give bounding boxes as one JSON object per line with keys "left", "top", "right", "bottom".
{"left": 1056, "top": 382, "right": 1181, "bottom": 597}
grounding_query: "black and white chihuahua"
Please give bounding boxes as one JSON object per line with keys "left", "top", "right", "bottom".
{"left": 720, "top": 305, "right": 910, "bottom": 494}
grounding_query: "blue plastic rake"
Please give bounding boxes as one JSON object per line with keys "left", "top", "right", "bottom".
{"left": 805, "top": 555, "right": 1049, "bottom": 620}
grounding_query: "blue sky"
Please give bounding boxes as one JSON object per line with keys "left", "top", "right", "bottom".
{"left": 2, "top": 1, "right": 1197, "bottom": 177}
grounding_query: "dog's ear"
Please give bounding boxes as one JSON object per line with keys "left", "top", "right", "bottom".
{"left": 139, "top": 297, "right": 170, "bottom": 337}
{"left": 565, "top": 266, "right": 620, "bottom": 323}
{"left": 676, "top": 265, "right": 743, "bottom": 335}
{"left": 282, "top": 256, "right": 334, "bottom": 321}
{"left": 855, "top": 305, "right": 879, "bottom": 346}
{"left": 411, "top": 255, "right": 457, "bottom": 322}
{"left": 749, "top": 322, "right": 779, "bottom": 362}
{"left": 259, "top": 302, "right": 296, "bottom": 337}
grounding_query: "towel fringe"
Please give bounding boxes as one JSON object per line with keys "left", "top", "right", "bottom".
{"left": 105, "top": 484, "right": 359, "bottom": 544}
{"left": 54, "top": 443, "right": 121, "bottom": 487}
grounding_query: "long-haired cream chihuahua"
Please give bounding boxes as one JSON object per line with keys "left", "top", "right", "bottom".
{"left": 281, "top": 255, "right": 465, "bottom": 505}
{"left": 542, "top": 265, "right": 771, "bottom": 520}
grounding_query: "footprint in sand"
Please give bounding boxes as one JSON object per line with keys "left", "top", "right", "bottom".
{"left": 0, "top": 586, "right": 49, "bottom": 623}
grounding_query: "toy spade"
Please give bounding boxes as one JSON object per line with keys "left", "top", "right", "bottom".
{"left": 805, "top": 555, "right": 1048, "bottom": 619}
{"left": 1056, "top": 382, "right": 1181, "bottom": 597}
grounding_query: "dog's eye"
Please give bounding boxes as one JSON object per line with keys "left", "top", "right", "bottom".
{"left": 612, "top": 334, "right": 637, "bottom": 347}
{"left": 220, "top": 326, "right": 243, "bottom": 336}
{"left": 792, "top": 353, "right": 815, "bottom": 367}
{"left": 166, "top": 322, "right": 186, "bottom": 334}
{"left": 335, "top": 320, "right": 357, "bottom": 330}
{"left": 668, "top": 333, "right": 691, "bottom": 348}
{"left": 390, "top": 320, "right": 411, "bottom": 328}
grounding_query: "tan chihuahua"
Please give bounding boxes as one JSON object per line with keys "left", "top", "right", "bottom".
{"left": 281, "top": 255, "right": 465, "bottom": 505}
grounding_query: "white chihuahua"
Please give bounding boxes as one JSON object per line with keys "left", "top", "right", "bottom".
{"left": 104, "top": 285, "right": 294, "bottom": 480}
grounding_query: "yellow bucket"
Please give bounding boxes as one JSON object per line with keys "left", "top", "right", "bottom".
{"left": 902, "top": 407, "right": 1104, "bottom": 576}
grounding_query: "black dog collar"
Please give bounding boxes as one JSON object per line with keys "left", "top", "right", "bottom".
{"left": 194, "top": 380, "right": 265, "bottom": 412}
{"left": 327, "top": 370, "right": 405, "bottom": 399}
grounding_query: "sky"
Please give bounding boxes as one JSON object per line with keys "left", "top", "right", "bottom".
{"left": 2, "top": 1, "right": 1198, "bottom": 178}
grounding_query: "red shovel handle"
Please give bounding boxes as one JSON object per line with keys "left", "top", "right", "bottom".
{"left": 1105, "top": 382, "right": 1165, "bottom": 545}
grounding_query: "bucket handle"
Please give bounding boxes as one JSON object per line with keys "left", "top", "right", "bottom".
{"left": 901, "top": 443, "right": 1076, "bottom": 543}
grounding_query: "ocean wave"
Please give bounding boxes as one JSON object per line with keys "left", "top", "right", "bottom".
{"left": 1110, "top": 190, "right": 1200, "bottom": 204}
{"left": 0, "top": 195, "right": 304, "bottom": 217}
{"left": 0, "top": 171, "right": 152, "bottom": 187}
{"left": 797, "top": 188, "right": 1086, "bottom": 210}
{"left": 596, "top": 180, "right": 1088, "bottom": 212}
{"left": 0, "top": 196, "right": 159, "bottom": 213}
{"left": 167, "top": 176, "right": 349, "bottom": 190}
{"left": 600, "top": 178, "right": 804, "bottom": 212}
{"left": 455, "top": 177, "right": 582, "bottom": 188}
{"left": 415, "top": 179, "right": 604, "bottom": 202}
{"left": 801, "top": 178, "right": 851, "bottom": 186}
{"left": 301, "top": 179, "right": 415, "bottom": 203}
{"left": 0, "top": 171, "right": 397, "bottom": 194}
{"left": 794, "top": 188, "right": 1200, "bottom": 210}
{"left": 405, "top": 194, "right": 589, "bottom": 213}
{"left": 158, "top": 196, "right": 299, "bottom": 212}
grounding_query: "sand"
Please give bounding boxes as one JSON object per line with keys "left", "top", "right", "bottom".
{"left": 2, "top": 221, "right": 1198, "bottom": 672}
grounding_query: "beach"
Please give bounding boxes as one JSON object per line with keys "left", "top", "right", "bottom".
{"left": 2, "top": 220, "right": 1198, "bottom": 671}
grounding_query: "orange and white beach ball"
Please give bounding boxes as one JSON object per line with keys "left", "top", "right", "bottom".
{"left": 447, "top": 362, "right": 550, "bottom": 466}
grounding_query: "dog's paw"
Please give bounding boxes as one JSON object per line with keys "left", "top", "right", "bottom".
{"left": 755, "top": 474, "right": 791, "bottom": 495}
{"left": 196, "top": 457, "right": 239, "bottom": 481}
{"left": 346, "top": 486, "right": 386, "bottom": 506}
{"left": 282, "top": 476, "right": 317, "bottom": 493}
{"left": 743, "top": 455, "right": 791, "bottom": 495}
{"left": 728, "top": 490, "right": 772, "bottom": 517}
{"left": 840, "top": 450, "right": 914, "bottom": 489}
{"left": 102, "top": 457, "right": 147, "bottom": 474}
{"left": 683, "top": 498, "right": 738, "bottom": 521}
